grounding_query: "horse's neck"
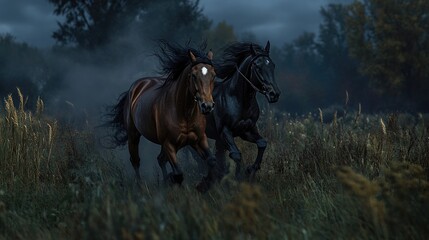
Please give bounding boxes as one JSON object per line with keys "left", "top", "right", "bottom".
{"left": 230, "top": 58, "right": 257, "bottom": 108}
{"left": 171, "top": 69, "right": 199, "bottom": 120}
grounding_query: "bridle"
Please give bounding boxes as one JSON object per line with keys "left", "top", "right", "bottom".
{"left": 235, "top": 53, "right": 270, "bottom": 94}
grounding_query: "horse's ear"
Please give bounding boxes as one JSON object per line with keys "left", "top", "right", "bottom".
{"left": 264, "top": 40, "right": 271, "bottom": 53}
{"left": 207, "top": 49, "right": 213, "bottom": 61}
{"left": 189, "top": 50, "right": 197, "bottom": 62}
{"left": 250, "top": 44, "right": 257, "bottom": 56}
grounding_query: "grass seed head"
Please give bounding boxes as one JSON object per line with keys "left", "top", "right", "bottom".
{"left": 318, "top": 108, "right": 323, "bottom": 124}
{"left": 380, "top": 118, "right": 387, "bottom": 135}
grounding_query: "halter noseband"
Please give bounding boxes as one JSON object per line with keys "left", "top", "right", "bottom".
{"left": 235, "top": 53, "right": 269, "bottom": 94}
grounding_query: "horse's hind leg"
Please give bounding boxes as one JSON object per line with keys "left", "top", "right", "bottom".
{"left": 193, "top": 138, "right": 217, "bottom": 192}
{"left": 128, "top": 130, "right": 141, "bottom": 181}
{"left": 157, "top": 149, "right": 168, "bottom": 182}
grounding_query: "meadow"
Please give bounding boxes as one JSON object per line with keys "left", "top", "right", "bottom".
{"left": 0, "top": 91, "right": 428, "bottom": 239}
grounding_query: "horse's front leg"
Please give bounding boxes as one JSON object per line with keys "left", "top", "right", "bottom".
{"left": 221, "top": 128, "right": 243, "bottom": 179}
{"left": 163, "top": 142, "right": 184, "bottom": 185}
{"left": 241, "top": 127, "right": 267, "bottom": 181}
{"left": 193, "top": 136, "right": 216, "bottom": 192}
{"left": 214, "top": 140, "right": 227, "bottom": 180}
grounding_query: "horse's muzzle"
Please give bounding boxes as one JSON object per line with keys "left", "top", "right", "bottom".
{"left": 266, "top": 90, "right": 280, "bottom": 103}
{"left": 200, "top": 101, "right": 215, "bottom": 115}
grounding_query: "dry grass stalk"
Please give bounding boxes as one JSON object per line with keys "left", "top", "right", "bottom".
{"left": 333, "top": 110, "right": 338, "bottom": 127}
{"left": 354, "top": 103, "right": 361, "bottom": 124}
{"left": 36, "top": 97, "right": 44, "bottom": 115}
{"left": 47, "top": 123, "right": 53, "bottom": 145}
{"left": 0, "top": 91, "right": 61, "bottom": 190}
{"left": 345, "top": 90, "right": 349, "bottom": 106}
{"left": 16, "top": 87, "right": 24, "bottom": 112}
{"left": 318, "top": 108, "right": 323, "bottom": 124}
{"left": 380, "top": 118, "right": 387, "bottom": 135}
{"left": 344, "top": 90, "right": 349, "bottom": 116}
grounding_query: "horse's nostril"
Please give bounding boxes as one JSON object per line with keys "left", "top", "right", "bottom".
{"left": 269, "top": 91, "right": 276, "bottom": 97}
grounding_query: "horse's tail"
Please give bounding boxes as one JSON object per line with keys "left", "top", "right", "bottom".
{"left": 106, "top": 91, "right": 129, "bottom": 147}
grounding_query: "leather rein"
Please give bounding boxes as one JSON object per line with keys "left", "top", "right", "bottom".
{"left": 235, "top": 54, "right": 269, "bottom": 94}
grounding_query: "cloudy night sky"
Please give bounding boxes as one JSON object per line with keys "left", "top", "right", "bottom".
{"left": 0, "top": 0, "right": 351, "bottom": 48}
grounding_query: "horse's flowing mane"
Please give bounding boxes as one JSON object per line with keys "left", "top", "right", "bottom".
{"left": 155, "top": 40, "right": 210, "bottom": 84}
{"left": 215, "top": 42, "right": 265, "bottom": 80}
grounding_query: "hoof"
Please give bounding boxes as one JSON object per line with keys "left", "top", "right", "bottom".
{"left": 212, "top": 167, "right": 226, "bottom": 183}
{"left": 167, "top": 173, "right": 184, "bottom": 185}
{"left": 245, "top": 166, "right": 257, "bottom": 182}
{"left": 245, "top": 165, "right": 253, "bottom": 175}
{"left": 235, "top": 166, "right": 245, "bottom": 181}
{"left": 135, "top": 174, "right": 142, "bottom": 185}
{"left": 196, "top": 177, "right": 211, "bottom": 193}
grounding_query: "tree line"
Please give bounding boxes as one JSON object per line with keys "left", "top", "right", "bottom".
{"left": 275, "top": 0, "right": 429, "bottom": 113}
{"left": 1, "top": 0, "right": 428, "bottom": 113}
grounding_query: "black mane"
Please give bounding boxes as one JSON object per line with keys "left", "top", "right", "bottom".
{"left": 216, "top": 42, "right": 265, "bottom": 80}
{"left": 155, "top": 40, "right": 210, "bottom": 83}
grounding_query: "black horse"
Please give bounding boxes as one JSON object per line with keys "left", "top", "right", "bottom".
{"left": 198, "top": 41, "right": 281, "bottom": 180}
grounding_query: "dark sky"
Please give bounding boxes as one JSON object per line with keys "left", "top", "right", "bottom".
{"left": 201, "top": 0, "right": 344, "bottom": 46}
{"left": 0, "top": 0, "right": 350, "bottom": 48}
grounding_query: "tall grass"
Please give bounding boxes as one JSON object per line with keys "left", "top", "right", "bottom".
{"left": 0, "top": 89, "right": 61, "bottom": 190}
{"left": 0, "top": 93, "right": 428, "bottom": 239}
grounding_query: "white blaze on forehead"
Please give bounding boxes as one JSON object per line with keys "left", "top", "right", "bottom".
{"left": 202, "top": 67, "right": 208, "bottom": 75}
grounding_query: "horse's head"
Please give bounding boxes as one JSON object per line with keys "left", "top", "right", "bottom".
{"left": 189, "top": 50, "right": 216, "bottom": 115}
{"left": 249, "top": 41, "right": 281, "bottom": 103}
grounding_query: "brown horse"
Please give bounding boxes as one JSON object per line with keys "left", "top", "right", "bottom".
{"left": 109, "top": 42, "right": 217, "bottom": 191}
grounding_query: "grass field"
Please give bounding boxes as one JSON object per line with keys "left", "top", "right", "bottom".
{"left": 1, "top": 92, "right": 428, "bottom": 239}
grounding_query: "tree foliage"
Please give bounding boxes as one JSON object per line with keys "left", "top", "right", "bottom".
{"left": 136, "top": 0, "right": 211, "bottom": 43}
{"left": 277, "top": 32, "right": 326, "bottom": 112}
{"left": 49, "top": 0, "right": 212, "bottom": 49}
{"left": 49, "top": 0, "right": 147, "bottom": 49}
{"left": 346, "top": 0, "right": 429, "bottom": 108}
{"left": 276, "top": 1, "right": 429, "bottom": 112}
{"left": 318, "top": 4, "right": 348, "bottom": 70}
{"left": 0, "top": 34, "right": 62, "bottom": 105}
{"left": 317, "top": 4, "right": 370, "bottom": 106}
{"left": 205, "top": 21, "right": 237, "bottom": 51}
